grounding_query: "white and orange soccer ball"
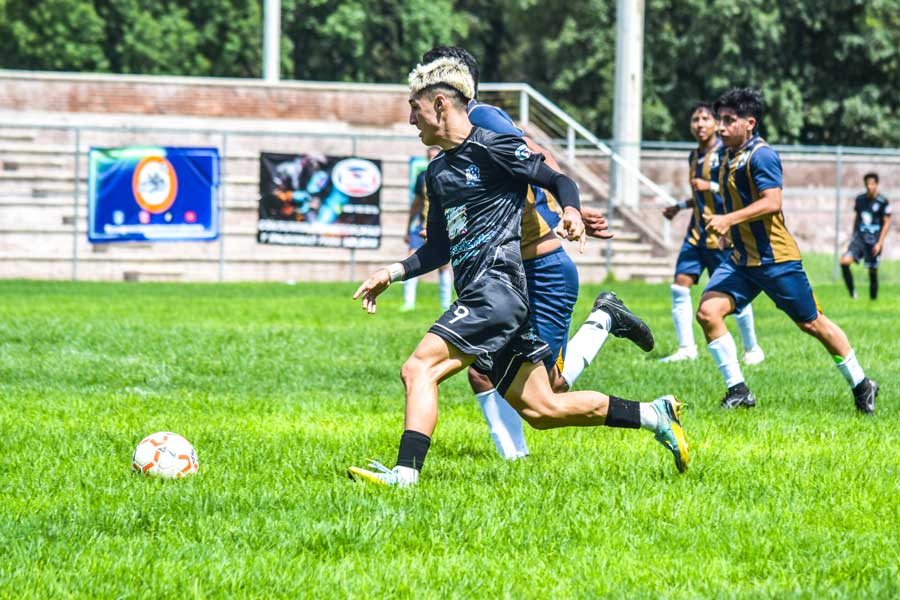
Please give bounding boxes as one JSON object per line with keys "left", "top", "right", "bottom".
{"left": 131, "top": 432, "right": 199, "bottom": 479}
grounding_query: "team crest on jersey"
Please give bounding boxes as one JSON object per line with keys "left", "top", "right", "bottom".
{"left": 731, "top": 154, "right": 749, "bottom": 170}
{"left": 445, "top": 205, "right": 469, "bottom": 238}
{"left": 709, "top": 152, "right": 720, "bottom": 168}
{"left": 465, "top": 165, "right": 481, "bottom": 187}
{"left": 515, "top": 144, "right": 532, "bottom": 160}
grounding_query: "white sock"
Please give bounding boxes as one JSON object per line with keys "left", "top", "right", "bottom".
{"left": 476, "top": 389, "right": 528, "bottom": 459}
{"left": 403, "top": 277, "right": 417, "bottom": 307}
{"left": 671, "top": 284, "right": 695, "bottom": 349}
{"left": 639, "top": 403, "right": 659, "bottom": 432}
{"left": 733, "top": 304, "right": 758, "bottom": 351}
{"left": 836, "top": 349, "right": 865, "bottom": 388}
{"left": 707, "top": 333, "right": 745, "bottom": 388}
{"left": 561, "top": 309, "right": 612, "bottom": 388}
{"left": 439, "top": 269, "right": 453, "bottom": 309}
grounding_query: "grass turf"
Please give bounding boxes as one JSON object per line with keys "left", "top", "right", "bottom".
{"left": 1, "top": 255, "right": 898, "bottom": 598}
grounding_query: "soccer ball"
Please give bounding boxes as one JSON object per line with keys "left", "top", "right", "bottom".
{"left": 131, "top": 432, "right": 199, "bottom": 479}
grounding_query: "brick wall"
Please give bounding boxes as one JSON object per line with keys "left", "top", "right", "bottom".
{"left": 0, "top": 71, "right": 410, "bottom": 126}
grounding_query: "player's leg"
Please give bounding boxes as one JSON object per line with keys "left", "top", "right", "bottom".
{"left": 696, "top": 261, "right": 759, "bottom": 408}
{"left": 501, "top": 360, "right": 689, "bottom": 473}
{"left": 866, "top": 244, "right": 880, "bottom": 300}
{"left": 562, "top": 291, "right": 653, "bottom": 388}
{"left": 468, "top": 247, "right": 578, "bottom": 458}
{"left": 661, "top": 242, "right": 702, "bottom": 362}
{"left": 349, "top": 332, "right": 474, "bottom": 486}
{"left": 840, "top": 238, "right": 862, "bottom": 299}
{"left": 761, "top": 261, "right": 878, "bottom": 413}
{"left": 402, "top": 244, "right": 421, "bottom": 311}
{"left": 468, "top": 367, "right": 526, "bottom": 460}
{"left": 438, "top": 265, "right": 453, "bottom": 310}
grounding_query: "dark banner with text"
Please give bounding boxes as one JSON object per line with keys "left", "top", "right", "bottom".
{"left": 258, "top": 153, "right": 382, "bottom": 249}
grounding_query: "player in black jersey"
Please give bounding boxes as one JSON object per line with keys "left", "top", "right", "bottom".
{"left": 347, "top": 58, "right": 689, "bottom": 486}
{"left": 840, "top": 172, "right": 892, "bottom": 300}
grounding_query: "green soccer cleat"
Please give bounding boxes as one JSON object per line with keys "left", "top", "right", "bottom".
{"left": 347, "top": 460, "right": 418, "bottom": 487}
{"left": 651, "top": 395, "right": 690, "bottom": 473}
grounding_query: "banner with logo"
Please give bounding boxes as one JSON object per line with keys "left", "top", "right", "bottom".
{"left": 258, "top": 153, "right": 382, "bottom": 249}
{"left": 87, "top": 146, "right": 219, "bottom": 243}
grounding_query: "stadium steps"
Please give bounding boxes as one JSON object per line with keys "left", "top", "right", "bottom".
{"left": 0, "top": 116, "right": 668, "bottom": 282}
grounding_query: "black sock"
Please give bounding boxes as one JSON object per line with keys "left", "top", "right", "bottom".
{"left": 396, "top": 430, "right": 431, "bottom": 471}
{"left": 841, "top": 264, "right": 855, "bottom": 297}
{"left": 729, "top": 382, "right": 750, "bottom": 395}
{"left": 869, "top": 268, "right": 878, "bottom": 300}
{"left": 605, "top": 396, "right": 641, "bottom": 429}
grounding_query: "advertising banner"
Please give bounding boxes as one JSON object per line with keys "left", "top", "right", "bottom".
{"left": 258, "top": 153, "right": 382, "bottom": 249}
{"left": 88, "top": 146, "right": 219, "bottom": 243}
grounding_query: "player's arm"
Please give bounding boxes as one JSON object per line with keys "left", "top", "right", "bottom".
{"left": 704, "top": 187, "right": 781, "bottom": 236}
{"left": 354, "top": 194, "right": 450, "bottom": 314}
{"left": 528, "top": 163, "right": 586, "bottom": 252}
{"left": 873, "top": 213, "right": 891, "bottom": 256}
{"left": 663, "top": 198, "right": 695, "bottom": 220}
{"left": 405, "top": 191, "right": 424, "bottom": 243}
{"left": 523, "top": 136, "right": 562, "bottom": 172}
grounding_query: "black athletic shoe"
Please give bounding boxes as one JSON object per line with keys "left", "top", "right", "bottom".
{"left": 852, "top": 378, "right": 878, "bottom": 414}
{"left": 720, "top": 383, "right": 757, "bottom": 409}
{"left": 591, "top": 291, "right": 654, "bottom": 352}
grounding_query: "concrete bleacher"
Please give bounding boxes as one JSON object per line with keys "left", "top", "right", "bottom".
{"left": 0, "top": 104, "right": 673, "bottom": 283}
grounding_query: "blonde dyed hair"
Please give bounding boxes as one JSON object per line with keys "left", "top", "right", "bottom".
{"left": 408, "top": 57, "right": 475, "bottom": 102}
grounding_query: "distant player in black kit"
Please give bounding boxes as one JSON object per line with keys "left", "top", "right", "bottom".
{"left": 347, "top": 57, "right": 689, "bottom": 486}
{"left": 840, "top": 172, "right": 892, "bottom": 300}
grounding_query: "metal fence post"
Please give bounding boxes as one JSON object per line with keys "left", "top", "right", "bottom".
{"left": 72, "top": 128, "right": 81, "bottom": 281}
{"left": 519, "top": 88, "right": 530, "bottom": 128}
{"left": 606, "top": 155, "right": 614, "bottom": 279}
{"left": 566, "top": 126, "right": 575, "bottom": 164}
{"left": 833, "top": 145, "right": 843, "bottom": 282}
{"left": 218, "top": 132, "right": 228, "bottom": 282}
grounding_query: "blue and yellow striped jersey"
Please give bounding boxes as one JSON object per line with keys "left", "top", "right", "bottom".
{"left": 719, "top": 135, "right": 801, "bottom": 266}
{"left": 685, "top": 139, "right": 725, "bottom": 249}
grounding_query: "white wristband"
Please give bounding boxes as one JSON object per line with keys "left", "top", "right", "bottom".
{"left": 387, "top": 263, "right": 405, "bottom": 283}
{"left": 677, "top": 200, "right": 689, "bottom": 210}
{"left": 709, "top": 181, "right": 720, "bottom": 193}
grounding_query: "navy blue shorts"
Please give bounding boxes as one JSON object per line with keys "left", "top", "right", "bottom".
{"left": 675, "top": 240, "right": 732, "bottom": 280}
{"left": 705, "top": 260, "right": 821, "bottom": 323}
{"left": 408, "top": 230, "right": 425, "bottom": 250}
{"left": 523, "top": 246, "right": 579, "bottom": 373}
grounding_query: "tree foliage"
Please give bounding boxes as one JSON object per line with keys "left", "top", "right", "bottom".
{"left": 1, "top": 0, "right": 899, "bottom": 145}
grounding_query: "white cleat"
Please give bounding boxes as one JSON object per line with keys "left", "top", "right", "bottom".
{"left": 659, "top": 345, "right": 698, "bottom": 363}
{"left": 742, "top": 344, "right": 765, "bottom": 365}
{"left": 348, "top": 461, "right": 418, "bottom": 487}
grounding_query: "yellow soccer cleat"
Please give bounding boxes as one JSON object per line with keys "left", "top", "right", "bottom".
{"left": 347, "top": 460, "right": 418, "bottom": 487}
{"left": 651, "top": 395, "right": 690, "bottom": 473}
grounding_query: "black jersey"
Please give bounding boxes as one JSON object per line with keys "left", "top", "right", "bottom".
{"left": 853, "top": 193, "right": 892, "bottom": 245}
{"left": 421, "top": 127, "right": 545, "bottom": 293}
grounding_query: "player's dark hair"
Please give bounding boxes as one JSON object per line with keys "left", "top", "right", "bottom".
{"left": 689, "top": 101, "right": 714, "bottom": 119}
{"left": 863, "top": 172, "right": 879, "bottom": 184}
{"left": 713, "top": 88, "right": 764, "bottom": 133}
{"left": 422, "top": 45, "right": 479, "bottom": 97}
{"left": 416, "top": 83, "right": 470, "bottom": 109}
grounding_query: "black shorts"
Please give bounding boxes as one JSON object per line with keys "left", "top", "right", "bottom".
{"left": 844, "top": 235, "right": 882, "bottom": 268}
{"left": 428, "top": 276, "right": 552, "bottom": 396}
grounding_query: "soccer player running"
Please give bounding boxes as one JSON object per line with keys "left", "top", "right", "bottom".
{"left": 697, "top": 88, "right": 878, "bottom": 412}
{"left": 402, "top": 145, "right": 453, "bottom": 312}
{"left": 661, "top": 102, "right": 764, "bottom": 364}
{"left": 421, "top": 45, "right": 653, "bottom": 461}
{"left": 840, "top": 172, "right": 892, "bottom": 300}
{"left": 348, "top": 58, "right": 688, "bottom": 486}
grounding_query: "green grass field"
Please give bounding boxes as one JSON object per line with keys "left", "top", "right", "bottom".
{"left": 1, "top": 256, "right": 898, "bottom": 598}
